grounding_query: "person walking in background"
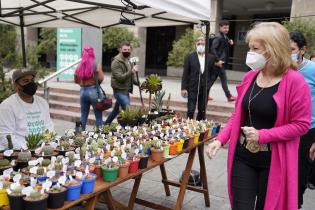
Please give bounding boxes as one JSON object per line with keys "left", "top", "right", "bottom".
{"left": 181, "top": 36, "right": 216, "bottom": 120}
{"left": 290, "top": 31, "right": 315, "bottom": 209}
{"left": 74, "top": 46, "right": 104, "bottom": 130}
{"left": 105, "top": 41, "right": 139, "bottom": 124}
{"left": 208, "top": 20, "right": 236, "bottom": 102}
{"left": 207, "top": 22, "right": 311, "bottom": 210}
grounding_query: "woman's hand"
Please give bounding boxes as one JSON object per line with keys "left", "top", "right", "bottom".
{"left": 206, "top": 140, "right": 222, "bottom": 159}
{"left": 241, "top": 126, "right": 259, "bottom": 142}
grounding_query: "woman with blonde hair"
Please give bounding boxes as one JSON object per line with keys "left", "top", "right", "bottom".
{"left": 207, "top": 22, "right": 312, "bottom": 210}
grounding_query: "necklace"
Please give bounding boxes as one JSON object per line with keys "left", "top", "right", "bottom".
{"left": 248, "top": 80, "right": 264, "bottom": 127}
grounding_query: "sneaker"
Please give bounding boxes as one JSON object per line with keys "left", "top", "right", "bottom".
{"left": 228, "top": 96, "right": 236, "bottom": 102}
{"left": 208, "top": 96, "right": 213, "bottom": 101}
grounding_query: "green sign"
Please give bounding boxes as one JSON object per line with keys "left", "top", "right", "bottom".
{"left": 56, "top": 28, "right": 82, "bottom": 79}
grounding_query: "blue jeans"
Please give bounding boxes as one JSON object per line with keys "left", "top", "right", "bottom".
{"left": 105, "top": 91, "right": 130, "bottom": 124}
{"left": 80, "top": 86, "right": 103, "bottom": 130}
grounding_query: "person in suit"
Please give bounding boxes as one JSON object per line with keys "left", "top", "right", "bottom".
{"left": 208, "top": 20, "right": 236, "bottom": 102}
{"left": 181, "top": 36, "right": 216, "bottom": 120}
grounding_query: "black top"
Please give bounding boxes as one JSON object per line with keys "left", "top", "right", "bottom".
{"left": 235, "top": 78, "right": 280, "bottom": 168}
{"left": 242, "top": 79, "right": 279, "bottom": 129}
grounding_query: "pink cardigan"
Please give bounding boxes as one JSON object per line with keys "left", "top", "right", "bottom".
{"left": 218, "top": 69, "right": 311, "bottom": 210}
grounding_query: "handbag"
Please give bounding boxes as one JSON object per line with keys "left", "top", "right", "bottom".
{"left": 94, "top": 64, "right": 112, "bottom": 111}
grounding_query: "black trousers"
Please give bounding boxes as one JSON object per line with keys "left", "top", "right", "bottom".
{"left": 208, "top": 66, "right": 231, "bottom": 98}
{"left": 232, "top": 158, "right": 270, "bottom": 210}
{"left": 187, "top": 85, "right": 209, "bottom": 121}
{"left": 298, "top": 128, "right": 315, "bottom": 208}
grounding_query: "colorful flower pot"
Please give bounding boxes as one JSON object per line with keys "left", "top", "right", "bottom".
{"left": 8, "top": 194, "right": 25, "bottom": 210}
{"left": 128, "top": 159, "right": 140, "bottom": 173}
{"left": 118, "top": 162, "right": 130, "bottom": 178}
{"left": 94, "top": 166, "right": 102, "bottom": 180}
{"left": 81, "top": 174, "right": 96, "bottom": 194}
{"left": 65, "top": 182, "right": 82, "bottom": 201}
{"left": 169, "top": 143, "right": 178, "bottom": 155}
{"left": 138, "top": 156, "right": 149, "bottom": 169}
{"left": 176, "top": 140, "right": 184, "bottom": 153}
{"left": 199, "top": 132, "right": 205, "bottom": 142}
{"left": 182, "top": 138, "right": 190, "bottom": 150}
{"left": 204, "top": 129, "right": 209, "bottom": 140}
{"left": 101, "top": 166, "right": 119, "bottom": 182}
{"left": 162, "top": 144, "right": 170, "bottom": 157}
{"left": 37, "top": 176, "right": 48, "bottom": 182}
{"left": 0, "top": 188, "right": 9, "bottom": 207}
{"left": 151, "top": 148, "right": 163, "bottom": 162}
{"left": 211, "top": 126, "right": 217, "bottom": 137}
{"left": 193, "top": 133, "right": 200, "bottom": 144}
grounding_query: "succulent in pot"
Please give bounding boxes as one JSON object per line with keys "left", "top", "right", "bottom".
{"left": 7, "top": 184, "right": 25, "bottom": 210}
{"left": 150, "top": 139, "right": 164, "bottom": 162}
{"left": 47, "top": 184, "right": 67, "bottom": 209}
{"left": 64, "top": 179, "right": 82, "bottom": 201}
{"left": 0, "top": 159, "right": 12, "bottom": 174}
{"left": 140, "top": 74, "right": 162, "bottom": 111}
{"left": 16, "top": 150, "right": 32, "bottom": 170}
{"left": 118, "top": 157, "right": 130, "bottom": 179}
{"left": 23, "top": 190, "right": 49, "bottom": 210}
{"left": 101, "top": 161, "right": 119, "bottom": 182}
{"left": 25, "top": 133, "right": 42, "bottom": 151}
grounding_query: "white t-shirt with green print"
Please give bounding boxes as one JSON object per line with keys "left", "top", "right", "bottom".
{"left": 0, "top": 93, "right": 54, "bottom": 150}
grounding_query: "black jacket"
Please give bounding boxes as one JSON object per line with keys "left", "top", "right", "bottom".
{"left": 181, "top": 51, "right": 215, "bottom": 92}
{"left": 210, "top": 32, "right": 230, "bottom": 65}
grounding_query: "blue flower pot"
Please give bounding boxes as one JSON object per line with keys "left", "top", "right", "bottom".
{"left": 37, "top": 176, "right": 48, "bottom": 182}
{"left": 81, "top": 174, "right": 96, "bottom": 194}
{"left": 65, "top": 182, "right": 82, "bottom": 201}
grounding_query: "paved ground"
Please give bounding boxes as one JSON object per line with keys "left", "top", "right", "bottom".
{"left": 54, "top": 119, "right": 315, "bottom": 210}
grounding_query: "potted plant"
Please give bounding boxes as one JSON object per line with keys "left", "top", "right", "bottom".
{"left": 25, "top": 133, "right": 42, "bottom": 154}
{"left": 169, "top": 139, "right": 178, "bottom": 155}
{"left": 23, "top": 190, "right": 48, "bottom": 210}
{"left": 138, "top": 142, "right": 151, "bottom": 169}
{"left": 7, "top": 184, "right": 25, "bottom": 210}
{"left": 36, "top": 166, "right": 48, "bottom": 182}
{"left": 162, "top": 141, "right": 170, "bottom": 157}
{"left": 73, "top": 134, "right": 86, "bottom": 148}
{"left": 16, "top": 150, "right": 32, "bottom": 170}
{"left": 0, "top": 178, "right": 10, "bottom": 207}
{"left": 118, "top": 157, "right": 130, "bottom": 179}
{"left": 140, "top": 74, "right": 162, "bottom": 112}
{"left": 0, "top": 159, "right": 12, "bottom": 174}
{"left": 152, "top": 90, "right": 168, "bottom": 116}
{"left": 47, "top": 184, "right": 67, "bottom": 209}
{"left": 56, "top": 140, "right": 74, "bottom": 156}
{"left": 118, "top": 106, "right": 139, "bottom": 127}
{"left": 176, "top": 139, "right": 184, "bottom": 153}
{"left": 92, "top": 159, "right": 103, "bottom": 180}
{"left": 80, "top": 173, "right": 96, "bottom": 194}
{"left": 150, "top": 140, "right": 163, "bottom": 162}
{"left": 101, "top": 161, "right": 119, "bottom": 182}
{"left": 127, "top": 152, "right": 140, "bottom": 173}
{"left": 64, "top": 179, "right": 82, "bottom": 201}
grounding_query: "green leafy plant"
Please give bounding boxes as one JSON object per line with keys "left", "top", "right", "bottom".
{"left": 141, "top": 74, "right": 163, "bottom": 111}
{"left": 152, "top": 90, "right": 165, "bottom": 112}
{"left": 167, "top": 28, "right": 202, "bottom": 68}
{"left": 103, "top": 27, "right": 140, "bottom": 51}
{"left": 283, "top": 18, "right": 315, "bottom": 56}
{"left": 26, "top": 133, "right": 42, "bottom": 150}
{"left": 119, "top": 106, "right": 139, "bottom": 121}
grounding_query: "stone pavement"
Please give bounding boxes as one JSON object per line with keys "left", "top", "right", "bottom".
{"left": 53, "top": 119, "right": 315, "bottom": 210}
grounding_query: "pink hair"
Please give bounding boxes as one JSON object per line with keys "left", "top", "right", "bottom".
{"left": 76, "top": 46, "right": 95, "bottom": 80}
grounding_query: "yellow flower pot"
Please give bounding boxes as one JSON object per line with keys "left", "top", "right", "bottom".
{"left": 193, "top": 133, "right": 200, "bottom": 145}
{"left": 0, "top": 188, "right": 9, "bottom": 207}
{"left": 176, "top": 139, "right": 184, "bottom": 153}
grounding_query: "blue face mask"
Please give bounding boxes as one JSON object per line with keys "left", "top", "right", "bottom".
{"left": 291, "top": 53, "right": 298, "bottom": 63}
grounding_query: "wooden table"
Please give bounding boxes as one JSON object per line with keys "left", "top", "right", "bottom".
{"left": 4, "top": 136, "right": 214, "bottom": 210}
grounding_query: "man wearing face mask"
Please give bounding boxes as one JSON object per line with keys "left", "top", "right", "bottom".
{"left": 105, "top": 41, "right": 139, "bottom": 124}
{"left": 289, "top": 31, "right": 315, "bottom": 209}
{"left": 181, "top": 36, "right": 216, "bottom": 120}
{"left": 0, "top": 68, "right": 54, "bottom": 150}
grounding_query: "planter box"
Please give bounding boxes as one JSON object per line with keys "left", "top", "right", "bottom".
{"left": 167, "top": 66, "right": 183, "bottom": 77}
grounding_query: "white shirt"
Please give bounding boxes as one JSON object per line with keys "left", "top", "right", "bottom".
{"left": 0, "top": 94, "right": 54, "bottom": 150}
{"left": 198, "top": 53, "right": 205, "bottom": 74}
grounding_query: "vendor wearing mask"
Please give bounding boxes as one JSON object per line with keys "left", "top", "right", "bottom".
{"left": 0, "top": 68, "right": 54, "bottom": 150}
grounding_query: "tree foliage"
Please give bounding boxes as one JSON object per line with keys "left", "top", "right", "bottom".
{"left": 283, "top": 18, "right": 315, "bottom": 57}
{"left": 167, "top": 28, "right": 202, "bottom": 68}
{"left": 37, "top": 28, "right": 57, "bottom": 55}
{"left": 102, "top": 27, "right": 140, "bottom": 51}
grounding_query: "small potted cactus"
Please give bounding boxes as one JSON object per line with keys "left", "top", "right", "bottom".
{"left": 36, "top": 166, "right": 48, "bottom": 182}
{"left": 47, "top": 184, "right": 67, "bottom": 209}
{"left": 56, "top": 140, "right": 74, "bottom": 156}
{"left": 73, "top": 135, "right": 86, "bottom": 148}
{"left": 80, "top": 173, "right": 96, "bottom": 194}
{"left": 36, "top": 144, "right": 57, "bottom": 158}
{"left": 7, "top": 184, "right": 25, "bottom": 210}
{"left": 16, "top": 150, "right": 32, "bottom": 170}
{"left": 101, "top": 161, "right": 119, "bottom": 182}
{"left": 0, "top": 159, "right": 12, "bottom": 174}
{"left": 23, "top": 190, "right": 48, "bottom": 210}
{"left": 150, "top": 140, "right": 163, "bottom": 162}
{"left": 118, "top": 157, "right": 130, "bottom": 179}
{"left": 64, "top": 179, "right": 82, "bottom": 201}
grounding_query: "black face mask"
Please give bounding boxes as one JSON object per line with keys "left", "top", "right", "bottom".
{"left": 122, "top": 52, "right": 130, "bottom": 58}
{"left": 19, "top": 81, "right": 38, "bottom": 96}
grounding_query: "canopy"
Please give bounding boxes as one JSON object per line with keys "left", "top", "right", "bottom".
{"left": 0, "top": 0, "right": 211, "bottom": 28}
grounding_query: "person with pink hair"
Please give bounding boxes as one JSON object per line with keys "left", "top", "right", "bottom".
{"left": 74, "top": 46, "right": 104, "bottom": 130}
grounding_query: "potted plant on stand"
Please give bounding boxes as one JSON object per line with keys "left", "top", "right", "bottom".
{"left": 7, "top": 184, "right": 25, "bottom": 210}
{"left": 16, "top": 150, "right": 32, "bottom": 170}
{"left": 150, "top": 139, "right": 163, "bottom": 162}
{"left": 23, "top": 190, "right": 49, "bottom": 210}
{"left": 101, "top": 160, "right": 119, "bottom": 182}
{"left": 47, "top": 184, "right": 67, "bottom": 209}
{"left": 138, "top": 141, "right": 151, "bottom": 169}
{"left": 25, "top": 133, "right": 42, "bottom": 155}
{"left": 64, "top": 179, "right": 82, "bottom": 201}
